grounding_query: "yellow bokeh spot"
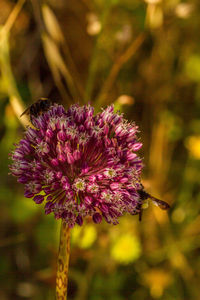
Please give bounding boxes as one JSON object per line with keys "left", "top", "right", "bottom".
{"left": 185, "top": 135, "right": 200, "bottom": 159}
{"left": 172, "top": 207, "right": 185, "bottom": 223}
{"left": 111, "top": 233, "right": 141, "bottom": 265}
{"left": 71, "top": 224, "right": 97, "bottom": 249}
{"left": 143, "top": 269, "right": 171, "bottom": 299}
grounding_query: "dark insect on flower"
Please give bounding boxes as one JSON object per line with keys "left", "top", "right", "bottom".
{"left": 20, "top": 98, "right": 53, "bottom": 123}
{"left": 138, "top": 185, "right": 170, "bottom": 221}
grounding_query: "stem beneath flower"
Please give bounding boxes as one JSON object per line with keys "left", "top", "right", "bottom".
{"left": 56, "top": 220, "right": 71, "bottom": 300}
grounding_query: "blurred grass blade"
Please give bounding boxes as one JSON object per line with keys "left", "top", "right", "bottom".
{"left": 42, "top": 4, "right": 64, "bottom": 44}
{"left": 0, "top": 27, "right": 28, "bottom": 126}
{"left": 95, "top": 33, "right": 145, "bottom": 109}
{"left": 4, "top": 0, "right": 26, "bottom": 34}
{"left": 42, "top": 33, "right": 79, "bottom": 103}
{"left": 84, "top": 7, "right": 111, "bottom": 103}
{"left": 42, "top": 4, "right": 84, "bottom": 102}
{"left": 0, "top": 0, "right": 29, "bottom": 126}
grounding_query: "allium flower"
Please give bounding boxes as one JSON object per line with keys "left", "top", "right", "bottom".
{"left": 9, "top": 104, "right": 143, "bottom": 227}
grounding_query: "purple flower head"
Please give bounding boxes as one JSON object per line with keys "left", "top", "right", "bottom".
{"left": 9, "top": 103, "right": 143, "bottom": 227}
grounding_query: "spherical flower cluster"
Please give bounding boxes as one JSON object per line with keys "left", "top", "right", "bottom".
{"left": 9, "top": 104, "right": 143, "bottom": 227}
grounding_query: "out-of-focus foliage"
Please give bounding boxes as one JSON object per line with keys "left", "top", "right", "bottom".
{"left": 0, "top": 0, "right": 200, "bottom": 299}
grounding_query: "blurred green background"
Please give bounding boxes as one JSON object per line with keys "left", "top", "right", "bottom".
{"left": 1, "top": 0, "right": 200, "bottom": 299}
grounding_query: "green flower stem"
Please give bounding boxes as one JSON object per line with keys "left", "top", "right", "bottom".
{"left": 56, "top": 220, "right": 71, "bottom": 300}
